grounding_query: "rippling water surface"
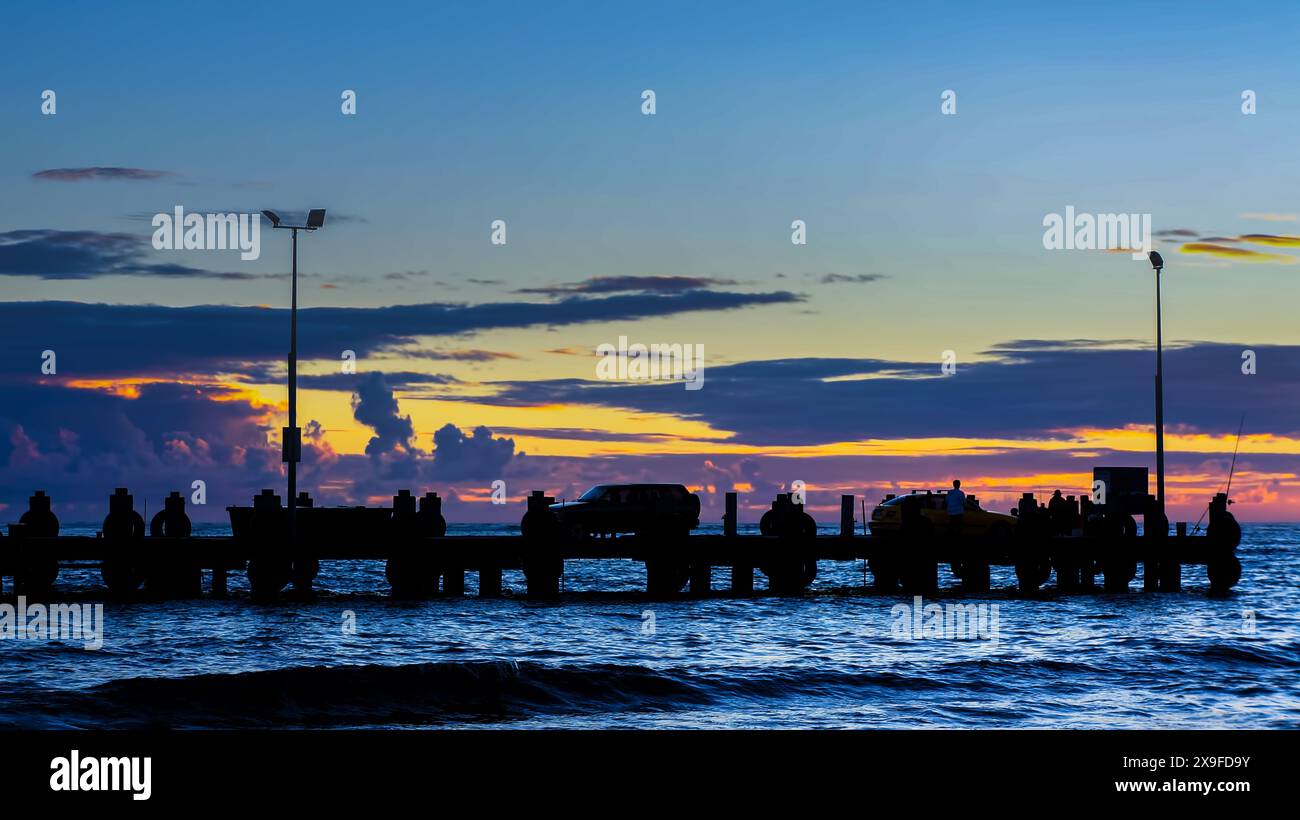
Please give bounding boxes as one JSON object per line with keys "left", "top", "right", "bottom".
{"left": 1, "top": 523, "right": 1296, "bottom": 729}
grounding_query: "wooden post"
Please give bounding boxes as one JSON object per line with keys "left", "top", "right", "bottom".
{"left": 1159, "top": 544, "right": 1181, "bottom": 591}
{"left": 690, "top": 562, "right": 710, "bottom": 595}
{"left": 840, "top": 495, "right": 854, "bottom": 538}
{"left": 724, "top": 492, "right": 748, "bottom": 592}
{"left": 1160, "top": 560, "right": 1181, "bottom": 592}
{"left": 443, "top": 567, "right": 465, "bottom": 596}
{"left": 1058, "top": 558, "right": 1081, "bottom": 591}
{"left": 525, "top": 562, "right": 561, "bottom": 598}
{"left": 730, "top": 563, "right": 753, "bottom": 594}
{"left": 1143, "top": 516, "right": 1160, "bottom": 592}
{"left": 211, "top": 566, "right": 228, "bottom": 597}
{"left": 1143, "top": 557, "right": 1160, "bottom": 591}
{"left": 1143, "top": 499, "right": 1164, "bottom": 592}
{"left": 1080, "top": 557, "right": 1096, "bottom": 590}
{"left": 479, "top": 565, "right": 502, "bottom": 597}
{"left": 1163, "top": 522, "right": 1186, "bottom": 591}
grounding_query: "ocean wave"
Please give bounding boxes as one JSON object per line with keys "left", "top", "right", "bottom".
{"left": 1181, "top": 642, "right": 1300, "bottom": 669}
{"left": 0, "top": 660, "right": 982, "bottom": 729}
{"left": 3, "top": 661, "right": 698, "bottom": 728}
{"left": 9, "top": 647, "right": 1256, "bottom": 729}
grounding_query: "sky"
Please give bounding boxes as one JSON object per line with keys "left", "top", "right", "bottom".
{"left": 1, "top": 0, "right": 1299, "bottom": 523}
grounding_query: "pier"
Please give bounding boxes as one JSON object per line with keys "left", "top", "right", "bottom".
{"left": 0, "top": 485, "right": 1244, "bottom": 600}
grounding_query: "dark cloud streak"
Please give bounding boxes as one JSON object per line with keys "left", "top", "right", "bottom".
{"left": 33, "top": 167, "right": 172, "bottom": 182}
{"left": 0, "top": 290, "right": 802, "bottom": 378}
{"left": 0, "top": 229, "right": 272, "bottom": 281}
{"left": 517, "top": 275, "right": 739, "bottom": 296}
{"left": 475, "top": 341, "right": 1299, "bottom": 444}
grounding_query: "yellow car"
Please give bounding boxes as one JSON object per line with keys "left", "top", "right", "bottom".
{"left": 869, "top": 490, "right": 1015, "bottom": 540}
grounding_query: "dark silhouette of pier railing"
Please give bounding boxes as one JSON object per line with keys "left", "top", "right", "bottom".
{"left": 0, "top": 486, "right": 1242, "bottom": 601}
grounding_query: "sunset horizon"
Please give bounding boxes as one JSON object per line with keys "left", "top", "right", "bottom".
{"left": 2, "top": 0, "right": 1295, "bottom": 794}
{"left": 6, "top": 4, "right": 1298, "bottom": 528}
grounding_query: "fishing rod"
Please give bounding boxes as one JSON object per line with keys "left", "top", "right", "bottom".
{"left": 1224, "top": 414, "right": 1245, "bottom": 499}
{"left": 1193, "top": 414, "right": 1244, "bottom": 535}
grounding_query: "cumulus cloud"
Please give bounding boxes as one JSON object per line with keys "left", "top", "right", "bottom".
{"left": 0, "top": 381, "right": 283, "bottom": 520}
{"left": 4, "top": 351, "right": 1294, "bottom": 523}
{"left": 351, "top": 373, "right": 417, "bottom": 458}
{"left": 429, "top": 424, "right": 517, "bottom": 480}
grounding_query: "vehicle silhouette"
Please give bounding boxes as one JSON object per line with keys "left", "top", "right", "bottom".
{"left": 868, "top": 490, "right": 1015, "bottom": 540}
{"left": 550, "top": 483, "right": 701, "bottom": 539}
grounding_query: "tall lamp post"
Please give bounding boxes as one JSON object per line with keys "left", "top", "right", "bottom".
{"left": 262, "top": 209, "right": 326, "bottom": 551}
{"left": 1148, "top": 250, "right": 1166, "bottom": 513}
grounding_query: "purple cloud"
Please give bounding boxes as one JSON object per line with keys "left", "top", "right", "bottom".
{"left": 33, "top": 167, "right": 172, "bottom": 182}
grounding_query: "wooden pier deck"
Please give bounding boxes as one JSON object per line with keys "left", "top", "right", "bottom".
{"left": 0, "top": 488, "right": 1244, "bottom": 599}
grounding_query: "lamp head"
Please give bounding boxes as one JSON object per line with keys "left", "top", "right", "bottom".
{"left": 1148, "top": 250, "right": 1164, "bottom": 271}
{"left": 261, "top": 210, "right": 281, "bottom": 228}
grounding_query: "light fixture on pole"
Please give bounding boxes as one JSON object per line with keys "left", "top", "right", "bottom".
{"left": 262, "top": 209, "right": 326, "bottom": 553}
{"left": 1148, "top": 250, "right": 1165, "bottom": 514}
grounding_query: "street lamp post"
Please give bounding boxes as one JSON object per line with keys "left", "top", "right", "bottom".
{"left": 262, "top": 209, "right": 326, "bottom": 554}
{"left": 1148, "top": 250, "right": 1166, "bottom": 513}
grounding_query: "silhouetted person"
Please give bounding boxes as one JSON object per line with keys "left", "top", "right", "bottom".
{"left": 946, "top": 480, "right": 966, "bottom": 537}
{"left": 1048, "top": 489, "right": 1068, "bottom": 535}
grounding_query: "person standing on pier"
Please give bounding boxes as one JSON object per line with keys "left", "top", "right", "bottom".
{"left": 946, "top": 479, "right": 966, "bottom": 537}
{"left": 1048, "top": 489, "right": 1069, "bottom": 535}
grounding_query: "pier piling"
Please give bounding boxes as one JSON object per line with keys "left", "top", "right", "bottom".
{"left": 1142, "top": 559, "right": 1159, "bottom": 591}
{"left": 690, "top": 562, "right": 711, "bottom": 595}
{"left": 723, "top": 492, "right": 749, "bottom": 592}
{"left": 1159, "top": 545, "right": 1182, "bottom": 591}
{"left": 730, "top": 564, "right": 753, "bottom": 594}
{"left": 443, "top": 567, "right": 465, "bottom": 596}
{"left": 3, "top": 486, "right": 1246, "bottom": 600}
{"left": 479, "top": 565, "right": 502, "bottom": 597}
{"left": 520, "top": 490, "right": 563, "bottom": 597}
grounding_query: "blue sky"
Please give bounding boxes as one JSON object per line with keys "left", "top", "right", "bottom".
{"left": 2, "top": 1, "right": 1299, "bottom": 520}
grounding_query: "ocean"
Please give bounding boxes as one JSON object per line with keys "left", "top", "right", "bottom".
{"left": 1, "top": 523, "right": 1296, "bottom": 729}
